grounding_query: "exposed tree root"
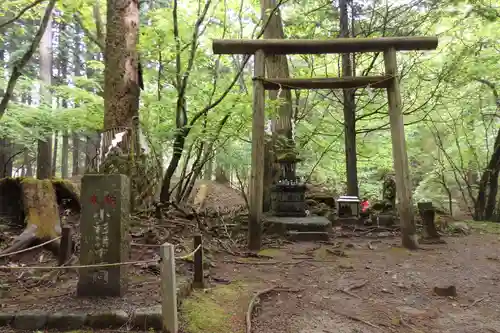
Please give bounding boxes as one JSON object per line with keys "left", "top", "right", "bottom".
{"left": 0, "top": 178, "right": 80, "bottom": 258}
{"left": 0, "top": 224, "right": 40, "bottom": 257}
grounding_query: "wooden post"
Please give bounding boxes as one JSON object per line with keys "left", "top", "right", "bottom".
{"left": 160, "top": 242, "right": 178, "bottom": 333}
{"left": 58, "top": 226, "right": 72, "bottom": 266}
{"left": 193, "top": 234, "right": 204, "bottom": 289}
{"left": 248, "top": 49, "right": 266, "bottom": 251}
{"left": 383, "top": 48, "right": 418, "bottom": 250}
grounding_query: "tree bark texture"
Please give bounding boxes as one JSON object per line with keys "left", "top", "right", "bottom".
{"left": 51, "top": 132, "right": 58, "bottom": 177}
{"left": 103, "top": 0, "right": 140, "bottom": 129}
{"left": 260, "top": 0, "right": 294, "bottom": 211}
{"left": 36, "top": 11, "right": 53, "bottom": 180}
{"left": 260, "top": 0, "right": 293, "bottom": 141}
{"left": 24, "top": 148, "right": 33, "bottom": 176}
{"left": 339, "top": 0, "right": 359, "bottom": 197}
{"left": 59, "top": 22, "right": 70, "bottom": 179}
{"left": 0, "top": 139, "right": 13, "bottom": 178}
{"left": 474, "top": 80, "right": 500, "bottom": 221}
{"left": 72, "top": 133, "right": 80, "bottom": 176}
{"left": 61, "top": 133, "right": 69, "bottom": 178}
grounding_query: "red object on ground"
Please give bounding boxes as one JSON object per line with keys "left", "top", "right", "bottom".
{"left": 361, "top": 200, "right": 370, "bottom": 212}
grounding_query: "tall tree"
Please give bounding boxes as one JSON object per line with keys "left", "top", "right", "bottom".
{"left": 260, "top": 0, "right": 293, "bottom": 141}
{"left": 36, "top": 7, "right": 53, "bottom": 179}
{"left": 0, "top": 41, "right": 13, "bottom": 177}
{"left": 0, "top": 0, "right": 56, "bottom": 119}
{"left": 59, "top": 22, "right": 70, "bottom": 178}
{"left": 72, "top": 24, "right": 83, "bottom": 177}
{"left": 102, "top": 0, "right": 140, "bottom": 131}
{"left": 260, "top": 0, "right": 294, "bottom": 211}
{"left": 339, "top": 0, "right": 358, "bottom": 197}
{"left": 474, "top": 79, "right": 500, "bottom": 220}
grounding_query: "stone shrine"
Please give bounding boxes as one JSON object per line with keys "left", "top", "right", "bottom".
{"left": 266, "top": 152, "right": 331, "bottom": 241}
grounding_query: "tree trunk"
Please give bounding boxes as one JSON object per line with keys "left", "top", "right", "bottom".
{"left": 0, "top": 139, "right": 13, "bottom": 178}
{"left": 339, "top": 0, "right": 358, "bottom": 197}
{"left": 260, "top": 0, "right": 293, "bottom": 141}
{"left": 85, "top": 132, "right": 100, "bottom": 172}
{"left": 475, "top": 134, "right": 500, "bottom": 220}
{"left": 474, "top": 79, "right": 500, "bottom": 221}
{"left": 61, "top": 133, "right": 69, "bottom": 178}
{"left": 51, "top": 131, "right": 58, "bottom": 177}
{"left": 36, "top": 11, "right": 53, "bottom": 180}
{"left": 485, "top": 169, "right": 499, "bottom": 219}
{"left": 260, "top": 0, "right": 294, "bottom": 212}
{"left": 72, "top": 23, "right": 83, "bottom": 178}
{"left": 72, "top": 134, "right": 80, "bottom": 176}
{"left": 203, "top": 145, "right": 213, "bottom": 181}
{"left": 59, "top": 22, "right": 69, "bottom": 179}
{"left": 24, "top": 148, "right": 33, "bottom": 177}
{"left": 103, "top": 0, "right": 140, "bottom": 130}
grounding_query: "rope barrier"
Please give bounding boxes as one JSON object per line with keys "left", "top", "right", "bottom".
{"left": 0, "top": 243, "right": 202, "bottom": 270}
{"left": 175, "top": 244, "right": 201, "bottom": 260}
{"left": 0, "top": 259, "right": 158, "bottom": 270}
{"left": 0, "top": 237, "right": 62, "bottom": 259}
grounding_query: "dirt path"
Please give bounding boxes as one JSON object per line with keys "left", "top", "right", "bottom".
{"left": 208, "top": 231, "right": 500, "bottom": 333}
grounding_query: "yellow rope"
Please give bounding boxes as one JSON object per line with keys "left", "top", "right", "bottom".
{"left": 0, "top": 244, "right": 202, "bottom": 270}
{"left": 0, "top": 237, "right": 62, "bottom": 259}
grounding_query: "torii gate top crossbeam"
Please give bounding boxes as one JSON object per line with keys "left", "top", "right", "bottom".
{"left": 213, "top": 36, "right": 438, "bottom": 55}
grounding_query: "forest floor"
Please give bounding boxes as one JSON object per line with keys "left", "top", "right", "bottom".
{"left": 1, "top": 221, "right": 499, "bottom": 333}
{"left": 189, "top": 221, "right": 500, "bottom": 333}
{"left": 1, "top": 179, "right": 499, "bottom": 333}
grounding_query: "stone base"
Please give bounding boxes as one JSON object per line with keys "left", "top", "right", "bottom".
{"left": 263, "top": 215, "right": 331, "bottom": 234}
{"left": 0, "top": 278, "right": 193, "bottom": 331}
{"left": 337, "top": 217, "right": 359, "bottom": 225}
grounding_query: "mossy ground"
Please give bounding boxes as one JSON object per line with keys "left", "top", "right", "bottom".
{"left": 180, "top": 282, "right": 255, "bottom": 333}
{"left": 465, "top": 220, "right": 500, "bottom": 234}
{"left": 257, "top": 248, "right": 284, "bottom": 258}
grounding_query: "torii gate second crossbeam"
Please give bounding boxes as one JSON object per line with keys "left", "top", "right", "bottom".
{"left": 212, "top": 36, "right": 439, "bottom": 251}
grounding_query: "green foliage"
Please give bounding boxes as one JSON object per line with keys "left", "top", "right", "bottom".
{"left": 0, "top": 0, "right": 498, "bottom": 212}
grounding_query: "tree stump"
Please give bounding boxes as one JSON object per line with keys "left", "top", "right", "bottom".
{"left": 0, "top": 178, "right": 81, "bottom": 256}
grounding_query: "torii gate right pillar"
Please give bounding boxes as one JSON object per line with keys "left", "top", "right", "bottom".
{"left": 384, "top": 48, "right": 418, "bottom": 249}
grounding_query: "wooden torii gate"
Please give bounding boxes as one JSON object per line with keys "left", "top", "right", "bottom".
{"left": 212, "top": 37, "right": 439, "bottom": 251}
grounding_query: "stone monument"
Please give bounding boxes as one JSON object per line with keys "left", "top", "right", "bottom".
{"left": 77, "top": 174, "right": 130, "bottom": 297}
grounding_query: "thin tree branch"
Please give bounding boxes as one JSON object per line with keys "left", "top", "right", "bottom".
{"left": 74, "top": 13, "right": 105, "bottom": 52}
{"left": 0, "top": 0, "right": 45, "bottom": 30}
{"left": 93, "top": 1, "right": 105, "bottom": 47}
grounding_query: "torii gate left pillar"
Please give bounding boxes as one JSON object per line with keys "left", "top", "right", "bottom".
{"left": 249, "top": 49, "right": 266, "bottom": 251}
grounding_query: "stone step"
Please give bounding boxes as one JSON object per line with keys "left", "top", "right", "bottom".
{"left": 263, "top": 215, "right": 331, "bottom": 234}
{"left": 286, "top": 231, "right": 329, "bottom": 242}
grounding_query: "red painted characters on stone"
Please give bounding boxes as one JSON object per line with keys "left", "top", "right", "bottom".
{"left": 104, "top": 194, "right": 116, "bottom": 206}
{"left": 90, "top": 194, "right": 98, "bottom": 205}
